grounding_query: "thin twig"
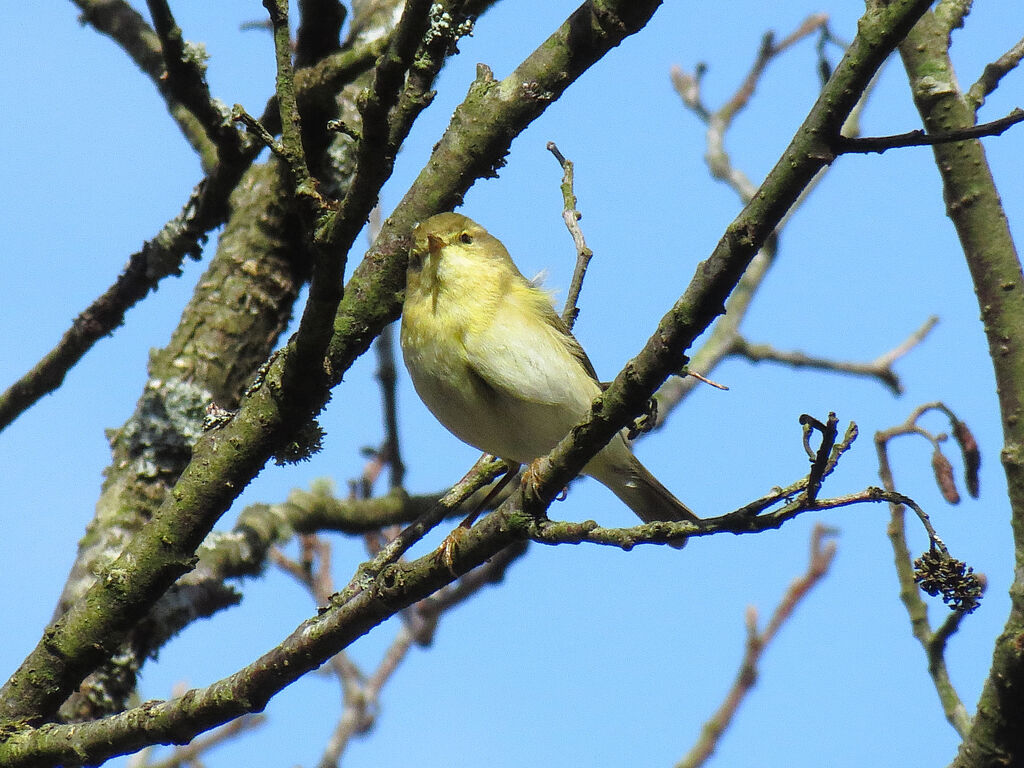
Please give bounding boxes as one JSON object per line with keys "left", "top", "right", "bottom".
{"left": 800, "top": 412, "right": 839, "bottom": 504}
{"left": 368, "top": 206, "right": 406, "bottom": 489}
{"left": 231, "top": 106, "right": 287, "bottom": 157}
{"left": 670, "top": 13, "right": 831, "bottom": 199}
{"left": 731, "top": 315, "right": 939, "bottom": 396}
{"left": 658, "top": 14, "right": 886, "bottom": 425}
{"left": 966, "top": 35, "right": 1024, "bottom": 112}
{"left": 547, "top": 141, "right": 593, "bottom": 330}
{"left": 874, "top": 408, "right": 973, "bottom": 735}
{"left": 0, "top": 153, "right": 261, "bottom": 433}
{"left": 677, "top": 523, "right": 837, "bottom": 768}
{"left": 834, "top": 107, "right": 1024, "bottom": 154}
{"left": 263, "top": 0, "right": 318, "bottom": 202}
{"left": 135, "top": 714, "right": 266, "bottom": 768}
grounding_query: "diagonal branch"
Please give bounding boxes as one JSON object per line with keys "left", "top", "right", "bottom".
{"left": 966, "top": 35, "right": 1024, "bottom": 113}
{"left": 0, "top": 155, "right": 255, "bottom": 433}
{"left": 0, "top": 38, "right": 384, "bottom": 435}
{"left": 0, "top": 0, "right": 933, "bottom": 751}
{"left": 677, "top": 524, "right": 837, "bottom": 768}
{"left": 145, "top": 0, "right": 247, "bottom": 163}
{"left": 507, "top": 0, "right": 936, "bottom": 528}
{"left": 0, "top": 0, "right": 678, "bottom": 730}
{"left": 71, "top": 0, "right": 217, "bottom": 164}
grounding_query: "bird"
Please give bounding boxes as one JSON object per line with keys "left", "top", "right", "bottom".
{"left": 400, "top": 212, "right": 697, "bottom": 525}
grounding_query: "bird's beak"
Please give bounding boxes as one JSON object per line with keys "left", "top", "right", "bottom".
{"left": 427, "top": 233, "right": 445, "bottom": 254}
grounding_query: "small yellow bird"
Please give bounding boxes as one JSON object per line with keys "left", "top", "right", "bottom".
{"left": 400, "top": 212, "right": 697, "bottom": 524}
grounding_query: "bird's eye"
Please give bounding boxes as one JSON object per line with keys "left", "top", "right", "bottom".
{"left": 459, "top": 233, "right": 473, "bottom": 245}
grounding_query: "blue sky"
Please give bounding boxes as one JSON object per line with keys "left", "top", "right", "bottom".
{"left": 2, "top": 2, "right": 1023, "bottom": 766}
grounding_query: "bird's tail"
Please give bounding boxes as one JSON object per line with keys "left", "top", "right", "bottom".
{"left": 587, "top": 440, "right": 698, "bottom": 524}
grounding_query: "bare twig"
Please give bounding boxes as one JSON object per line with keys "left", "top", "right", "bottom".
{"left": 274, "top": 462, "right": 522, "bottom": 768}
{"left": 367, "top": 206, "right": 407, "bottom": 490}
{"left": 132, "top": 714, "right": 266, "bottom": 768}
{"left": 966, "top": 35, "right": 1024, "bottom": 112}
{"left": 834, "top": 108, "right": 1024, "bottom": 154}
{"left": 800, "top": 413, "right": 840, "bottom": 504}
{"left": 677, "top": 524, "right": 837, "bottom": 768}
{"left": 145, "top": 0, "right": 246, "bottom": 162}
{"left": 231, "top": 106, "right": 286, "bottom": 156}
{"left": 670, "top": 13, "right": 831, "bottom": 199}
{"left": 271, "top": 536, "right": 408, "bottom": 768}
{"left": 263, "top": 0, "right": 318, "bottom": 203}
{"left": 657, "top": 14, "right": 891, "bottom": 425}
{"left": 875, "top": 406, "right": 976, "bottom": 735}
{"left": 375, "top": 325, "right": 406, "bottom": 489}
{"left": 731, "top": 315, "right": 939, "bottom": 396}
{"left": 547, "top": 141, "right": 593, "bottom": 330}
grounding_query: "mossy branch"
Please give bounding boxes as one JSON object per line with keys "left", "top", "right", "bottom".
{"left": 0, "top": 0, "right": 674, "bottom": 727}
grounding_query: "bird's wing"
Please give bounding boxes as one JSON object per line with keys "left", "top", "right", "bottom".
{"left": 461, "top": 285, "right": 600, "bottom": 409}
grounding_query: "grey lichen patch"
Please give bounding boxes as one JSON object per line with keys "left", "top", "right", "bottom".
{"left": 913, "top": 73, "right": 960, "bottom": 101}
{"left": 421, "top": 3, "right": 475, "bottom": 58}
{"left": 182, "top": 41, "right": 210, "bottom": 76}
{"left": 111, "top": 378, "right": 214, "bottom": 480}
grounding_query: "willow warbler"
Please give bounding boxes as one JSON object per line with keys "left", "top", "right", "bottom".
{"left": 400, "top": 212, "right": 697, "bottom": 524}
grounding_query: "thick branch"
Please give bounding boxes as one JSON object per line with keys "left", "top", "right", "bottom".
{"left": 898, "top": 11, "right": 1024, "bottom": 768}
{"left": 506, "top": 0, "right": 935, "bottom": 524}
{"left": 0, "top": 38, "right": 383, "bottom": 434}
{"left": 0, "top": 0, "right": 673, "bottom": 726}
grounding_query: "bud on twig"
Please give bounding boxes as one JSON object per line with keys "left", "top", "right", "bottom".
{"left": 931, "top": 448, "right": 960, "bottom": 505}
{"left": 951, "top": 419, "right": 981, "bottom": 498}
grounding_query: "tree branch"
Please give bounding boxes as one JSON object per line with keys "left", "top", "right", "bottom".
{"left": 730, "top": 315, "right": 939, "bottom": 396}
{"left": 547, "top": 142, "right": 593, "bottom": 330}
{"left": 677, "top": 524, "right": 837, "bottom": 768}
{"left": 0, "top": 37, "right": 384, "bottom": 435}
{"left": 966, "top": 35, "right": 1024, "bottom": 113}
{"left": 145, "top": 0, "right": 247, "bottom": 163}
{"left": 0, "top": 0, "right": 677, "bottom": 728}
{"left": 834, "top": 107, "right": 1024, "bottom": 154}
{"left": 875, "top": 405, "right": 979, "bottom": 735}
{"left": 72, "top": 0, "right": 218, "bottom": 165}
{"left": 899, "top": 9, "right": 1024, "bottom": 765}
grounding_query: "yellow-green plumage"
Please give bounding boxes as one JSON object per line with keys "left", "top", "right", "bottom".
{"left": 400, "top": 212, "right": 696, "bottom": 524}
